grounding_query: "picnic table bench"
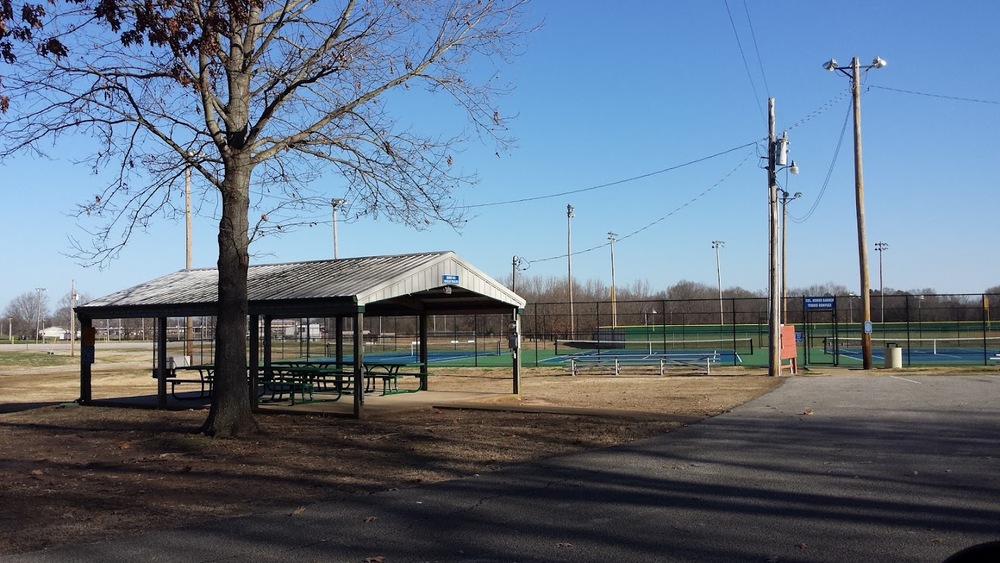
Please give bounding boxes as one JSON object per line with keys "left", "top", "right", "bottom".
{"left": 263, "top": 363, "right": 358, "bottom": 405}
{"left": 569, "top": 351, "right": 723, "bottom": 376}
{"left": 363, "top": 361, "right": 433, "bottom": 394}
{"left": 165, "top": 365, "right": 215, "bottom": 400}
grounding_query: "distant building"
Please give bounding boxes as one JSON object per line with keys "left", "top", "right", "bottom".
{"left": 39, "top": 326, "right": 72, "bottom": 340}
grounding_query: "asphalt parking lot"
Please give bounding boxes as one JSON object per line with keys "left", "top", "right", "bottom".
{"left": 5, "top": 374, "right": 999, "bottom": 563}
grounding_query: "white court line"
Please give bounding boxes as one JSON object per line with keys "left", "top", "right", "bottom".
{"left": 890, "top": 375, "right": 922, "bottom": 384}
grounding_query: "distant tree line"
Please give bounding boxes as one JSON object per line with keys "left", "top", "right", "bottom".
{"left": 4, "top": 278, "right": 999, "bottom": 342}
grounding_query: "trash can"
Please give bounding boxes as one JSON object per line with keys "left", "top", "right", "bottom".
{"left": 884, "top": 342, "right": 902, "bottom": 369}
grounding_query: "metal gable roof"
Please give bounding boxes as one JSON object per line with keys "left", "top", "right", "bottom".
{"left": 77, "top": 251, "right": 525, "bottom": 319}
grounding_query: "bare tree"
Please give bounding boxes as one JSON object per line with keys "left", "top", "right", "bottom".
{"left": 2, "top": 290, "right": 48, "bottom": 339}
{"left": 0, "top": 1, "right": 531, "bottom": 436}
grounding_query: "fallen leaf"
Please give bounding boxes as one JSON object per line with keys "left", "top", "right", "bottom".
{"left": 557, "top": 542, "right": 573, "bottom": 548}
{"left": 802, "top": 409, "right": 814, "bottom": 415}
{"left": 796, "top": 542, "right": 808, "bottom": 550}
{"left": 363, "top": 516, "right": 377, "bottom": 523}
{"left": 30, "top": 469, "right": 44, "bottom": 476}
{"left": 119, "top": 442, "right": 131, "bottom": 450}
{"left": 364, "top": 556, "right": 384, "bottom": 563}
{"left": 289, "top": 506, "right": 306, "bottom": 516}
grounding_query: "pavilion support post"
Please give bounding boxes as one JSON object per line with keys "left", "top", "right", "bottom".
{"left": 249, "top": 314, "right": 260, "bottom": 409}
{"left": 512, "top": 309, "right": 521, "bottom": 395}
{"left": 156, "top": 317, "right": 168, "bottom": 408}
{"left": 336, "top": 316, "right": 345, "bottom": 367}
{"left": 79, "top": 317, "right": 93, "bottom": 404}
{"left": 419, "top": 313, "right": 429, "bottom": 389}
{"left": 352, "top": 311, "right": 364, "bottom": 418}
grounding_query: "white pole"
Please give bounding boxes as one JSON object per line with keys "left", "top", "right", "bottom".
{"left": 712, "top": 240, "right": 725, "bottom": 326}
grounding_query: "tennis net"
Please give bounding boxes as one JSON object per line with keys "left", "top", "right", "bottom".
{"left": 555, "top": 337, "right": 753, "bottom": 356}
{"left": 827, "top": 336, "right": 1000, "bottom": 355}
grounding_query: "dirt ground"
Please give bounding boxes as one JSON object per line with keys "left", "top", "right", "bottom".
{"left": 0, "top": 353, "right": 780, "bottom": 556}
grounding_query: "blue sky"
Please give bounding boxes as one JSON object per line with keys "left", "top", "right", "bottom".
{"left": 2, "top": 1, "right": 999, "bottom": 311}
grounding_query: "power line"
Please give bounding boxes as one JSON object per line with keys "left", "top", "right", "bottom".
{"left": 464, "top": 141, "right": 759, "bottom": 209}
{"left": 791, "top": 97, "right": 852, "bottom": 223}
{"left": 870, "top": 85, "right": 1000, "bottom": 105}
{"left": 741, "top": 0, "right": 770, "bottom": 99}
{"left": 723, "top": 0, "right": 764, "bottom": 122}
{"left": 524, "top": 150, "right": 756, "bottom": 266}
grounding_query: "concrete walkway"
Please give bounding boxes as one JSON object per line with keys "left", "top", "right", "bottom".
{"left": 6, "top": 375, "right": 1000, "bottom": 562}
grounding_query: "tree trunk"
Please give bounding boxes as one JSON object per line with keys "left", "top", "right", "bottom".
{"left": 200, "top": 162, "right": 259, "bottom": 437}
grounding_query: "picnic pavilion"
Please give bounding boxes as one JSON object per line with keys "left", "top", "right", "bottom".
{"left": 74, "top": 251, "right": 527, "bottom": 417}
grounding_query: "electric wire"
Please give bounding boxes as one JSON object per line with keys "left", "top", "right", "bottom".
{"left": 464, "top": 141, "right": 759, "bottom": 209}
{"left": 723, "top": 0, "right": 764, "bottom": 123}
{"left": 523, "top": 150, "right": 756, "bottom": 266}
{"left": 741, "top": 0, "right": 770, "bottom": 99}
{"left": 790, "top": 91, "right": 852, "bottom": 223}
{"left": 870, "top": 85, "right": 999, "bottom": 106}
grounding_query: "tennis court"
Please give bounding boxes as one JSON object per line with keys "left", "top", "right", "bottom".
{"left": 828, "top": 336, "right": 1000, "bottom": 364}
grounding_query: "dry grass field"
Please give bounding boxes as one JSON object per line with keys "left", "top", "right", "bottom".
{"left": 0, "top": 348, "right": 779, "bottom": 555}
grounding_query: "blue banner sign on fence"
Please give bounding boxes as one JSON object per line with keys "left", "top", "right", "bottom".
{"left": 804, "top": 296, "right": 836, "bottom": 310}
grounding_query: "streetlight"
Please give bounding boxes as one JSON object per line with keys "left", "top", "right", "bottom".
{"left": 331, "top": 198, "right": 347, "bottom": 259}
{"left": 779, "top": 190, "right": 802, "bottom": 324}
{"left": 34, "top": 287, "right": 45, "bottom": 344}
{"left": 608, "top": 232, "right": 618, "bottom": 328}
{"left": 875, "top": 241, "right": 889, "bottom": 323}
{"left": 184, "top": 156, "right": 195, "bottom": 359}
{"left": 824, "top": 55, "right": 887, "bottom": 369}
{"left": 848, "top": 292, "right": 855, "bottom": 324}
{"left": 765, "top": 99, "right": 798, "bottom": 376}
{"left": 917, "top": 294, "right": 925, "bottom": 338}
{"left": 567, "top": 204, "right": 575, "bottom": 338}
{"left": 712, "top": 240, "right": 725, "bottom": 326}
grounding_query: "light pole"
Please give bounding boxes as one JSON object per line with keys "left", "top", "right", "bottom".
{"left": 779, "top": 190, "right": 802, "bottom": 324}
{"left": 712, "top": 240, "right": 725, "bottom": 326}
{"left": 185, "top": 158, "right": 194, "bottom": 359}
{"left": 766, "top": 99, "right": 798, "bottom": 376}
{"left": 875, "top": 241, "right": 888, "bottom": 323}
{"left": 848, "top": 292, "right": 855, "bottom": 324}
{"left": 824, "top": 55, "right": 887, "bottom": 369}
{"left": 34, "top": 287, "right": 45, "bottom": 344}
{"left": 917, "top": 294, "right": 924, "bottom": 338}
{"left": 567, "top": 204, "right": 575, "bottom": 338}
{"left": 608, "top": 232, "right": 618, "bottom": 328}
{"left": 331, "top": 198, "right": 347, "bottom": 259}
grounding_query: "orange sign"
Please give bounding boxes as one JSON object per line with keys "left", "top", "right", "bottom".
{"left": 780, "top": 324, "right": 798, "bottom": 374}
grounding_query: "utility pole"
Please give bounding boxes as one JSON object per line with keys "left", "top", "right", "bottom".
{"left": 567, "top": 204, "right": 575, "bottom": 338}
{"left": 331, "top": 198, "right": 347, "bottom": 259}
{"left": 34, "top": 287, "right": 45, "bottom": 344}
{"left": 876, "top": 241, "right": 889, "bottom": 322}
{"left": 766, "top": 99, "right": 780, "bottom": 376}
{"left": 825, "top": 56, "right": 886, "bottom": 369}
{"left": 767, "top": 100, "right": 798, "bottom": 376}
{"left": 511, "top": 255, "right": 521, "bottom": 293}
{"left": 712, "top": 240, "right": 725, "bottom": 326}
{"left": 780, "top": 190, "right": 802, "bottom": 324}
{"left": 608, "top": 232, "right": 618, "bottom": 328}
{"left": 185, "top": 160, "right": 194, "bottom": 359}
{"left": 70, "top": 280, "right": 77, "bottom": 357}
